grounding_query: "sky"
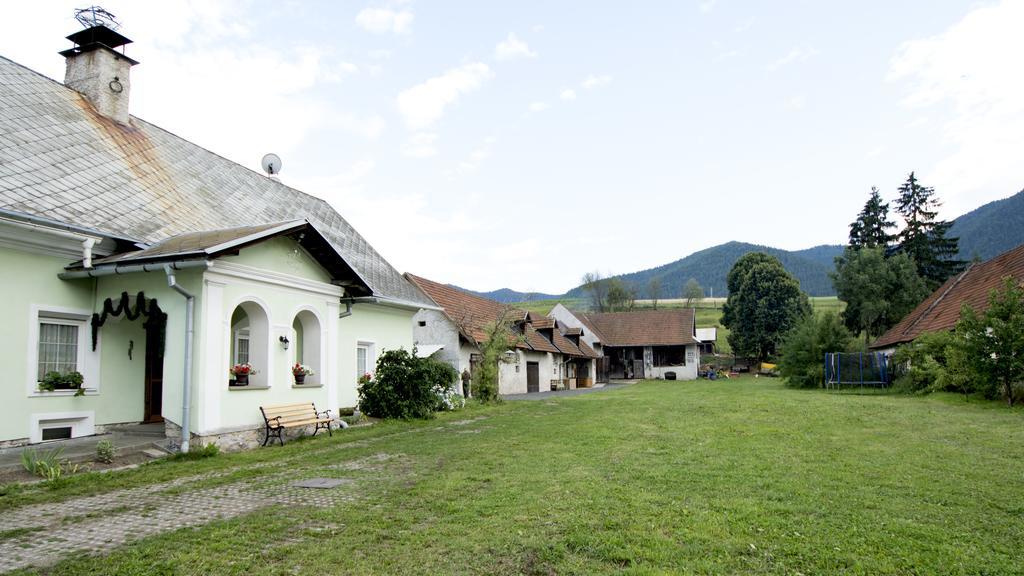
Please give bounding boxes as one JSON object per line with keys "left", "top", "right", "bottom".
{"left": 2, "top": 1, "right": 1022, "bottom": 295}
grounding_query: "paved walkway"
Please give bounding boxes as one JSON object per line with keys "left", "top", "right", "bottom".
{"left": 503, "top": 382, "right": 630, "bottom": 401}
{"left": 0, "top": 423, "right": 168, "bottom": 472}
{"left": 0, "top": 450, "right": 400, "bottom": 573}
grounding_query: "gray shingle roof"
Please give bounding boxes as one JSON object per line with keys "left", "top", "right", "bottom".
{"left": 0, "top": 55, "right": 431, "bottom": 306}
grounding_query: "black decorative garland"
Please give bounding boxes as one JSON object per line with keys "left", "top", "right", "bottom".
{"left": 91, "top": 291, "right": 167, "bottom": 353}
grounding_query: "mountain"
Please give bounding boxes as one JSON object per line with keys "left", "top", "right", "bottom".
{"left": 565, "top": 242, "right": 844, "bottom": 298}
{"left": 949, "top": 188, "right": 1024, "bottom": 262}
{"left": 450, "top": 286, "right": 562, "bottom": 304}
{"left": 466, "top": 188, "right": 1024, "bottom": 303}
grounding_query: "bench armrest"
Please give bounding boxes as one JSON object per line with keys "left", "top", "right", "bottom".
{"left": 317, "top": 409, "right": 332, "bottom": 419}
{"left": 266, "top": 415, "right": 283, "bottom": 427}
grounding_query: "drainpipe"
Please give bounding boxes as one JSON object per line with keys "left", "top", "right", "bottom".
{"left": 164, "top": 265, "right": 195, "bottom": 454}
{"left": 338, "top": 300, "right": 353, "bottom": 319}
{"left": 82, "top": 238, "right": 95, "bottom": 269}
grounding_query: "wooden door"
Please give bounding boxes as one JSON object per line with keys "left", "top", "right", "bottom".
{"left": 526, "top": 362, "right": 540, "bottom": 393}
{"left": 144, "top": 329, "right": 164, "bottom": 422}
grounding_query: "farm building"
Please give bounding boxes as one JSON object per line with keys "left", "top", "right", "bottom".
{"left": 406, "top": 275, "right": 599, "bottom": 395}
{"left": 552, "top": 306, "right": 701, "bottom": 381}
{"left": 0, "top": 23, "right": 434, "bottom": 449}
{"left": 871, "top": 243, "right": 1024, "bottom": 353}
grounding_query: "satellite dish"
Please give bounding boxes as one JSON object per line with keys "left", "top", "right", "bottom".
{"left": 261, "top": 153, "right": 282, "bottom": 176}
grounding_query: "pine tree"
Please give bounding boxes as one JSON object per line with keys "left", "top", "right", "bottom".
{"left": 848, "top": 187, "right": 895, "bottom": 249}
{"left": 894, "top": 172, "right": 963, "bottom": 287}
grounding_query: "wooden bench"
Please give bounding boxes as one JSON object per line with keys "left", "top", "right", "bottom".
{"left": 259, "top": 402, "right": 333, "bottom": 446}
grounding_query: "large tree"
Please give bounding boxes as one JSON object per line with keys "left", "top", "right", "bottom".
{"left": 831, "top": 247, "right": 929, "bottom": 345}
{"left": 606, "top": 278, "right": 636, "bottom": 311}
{"left": 894, "top": 172, "right": 963, "bottom": 287}
{"left": 683, "top": 278, "right": 703, "bottom": 307}
{"left": 647, "top": 277, "right": 662, "bottom": 310}
{"left": 849, "top": 186, "right": 896, "bottom": 249}
{"left": 581, "top": 271, "right": 610, "bottom": 312}
{"left": 722, "top": 254, "right": 811, "bottom": 361}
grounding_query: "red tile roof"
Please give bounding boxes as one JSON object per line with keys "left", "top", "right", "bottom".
{"left": 406, "top": 274, "right": 529, "bottom": 349}
{"left": 406, "top": 273, "right": 559, "bottom": 354}
{"left": 579, "top": 309, "right": 698, "bottom": 347}
{"left": 872, "top": 244, "right": 1024, "bottom": 349}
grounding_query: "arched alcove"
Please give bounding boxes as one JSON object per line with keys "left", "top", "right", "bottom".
{"left": 292, "top": 309, "right": 322, "bottom": 386}
{"left": 229, "top": 301, "right": 270, "bottom": 387}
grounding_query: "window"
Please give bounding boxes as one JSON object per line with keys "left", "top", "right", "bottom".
{"left": 418, "top": 320, "right": 427, "bottom": 327}
{"left": 356, "top": 342, "right": 376, "bottom": 380}
{"left": 357, "top": 345, "right": 368, "bottom": 378}
{"left": 29, "top": 306, "right": 96, "bottom": 395}
{"left": 234, "top": 330, "right": 250, "bottom": 365}
{"left": 37, "top": 320, "right": 80, "bottom": 380}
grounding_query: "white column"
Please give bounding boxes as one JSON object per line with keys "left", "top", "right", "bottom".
{"left": 200, "top": 279, "right": 226, "bottom": 433}
{"left": 326, "top": 300, "right": 340, "bottom": 412}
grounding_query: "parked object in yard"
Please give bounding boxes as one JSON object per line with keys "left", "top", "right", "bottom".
{"left": 259, "top": 402, "right": 333, "bottom": 446}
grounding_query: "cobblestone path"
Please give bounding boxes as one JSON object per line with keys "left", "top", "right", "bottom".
{"left": 0, "top": 453, "right": 398, "bottom": 573}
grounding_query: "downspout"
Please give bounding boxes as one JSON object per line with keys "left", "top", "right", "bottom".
{"left": 82, "top": 238, "right": 95, "bottom": 269}
{"left": 338, "top": 300, "right": 353, "bottom": 319}
{"left": 164, "top": 265, "right": 195, "bottom": 454}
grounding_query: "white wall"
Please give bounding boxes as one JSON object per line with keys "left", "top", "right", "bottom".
{"left": 549, "top": 304, "right": 602, "bottom": 349}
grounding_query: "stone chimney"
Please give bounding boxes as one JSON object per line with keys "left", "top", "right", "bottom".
{"left": 59, "top": 24, "right": 138, "bottom": 124}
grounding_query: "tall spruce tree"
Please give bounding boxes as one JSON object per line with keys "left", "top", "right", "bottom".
{"left": 894, "top": 172, "right": 963, "bottom": 287}
{"left": 848, "top": 187, "right": 895, "bottom": 249}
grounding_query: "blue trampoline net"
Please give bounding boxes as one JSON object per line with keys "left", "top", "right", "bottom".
{"left": 824, "top": 352, "right": 891, "bottom": 388}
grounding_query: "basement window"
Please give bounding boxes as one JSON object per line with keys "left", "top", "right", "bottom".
{"left": 41, "top": 426, "right": 73, "bottom": 441}
{"left": 418, "top": 321, "right": 427, "bottom": 327}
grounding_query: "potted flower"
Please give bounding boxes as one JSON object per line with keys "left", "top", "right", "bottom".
{"left": 38, "top": 371, "right": 86, "bottom": 397}
{"left": 292, "top": 363, "right": 314, "bottom": 385}
{"left": 229, "top": 363, "right": 257, "bottom": 386}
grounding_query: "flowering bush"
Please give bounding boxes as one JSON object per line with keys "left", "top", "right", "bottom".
{"left": 229, "top": 363, "right": 257, "bottom": 376}
{"left": 292, "top": 363, "right": 315, "bottom": 376}
{"left": 357, "top": 348, "right": 458, "bottom": 419}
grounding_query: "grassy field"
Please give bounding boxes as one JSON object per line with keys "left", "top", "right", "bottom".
{"left": 7, "top": 377, "right": 1024, "bottom": 575}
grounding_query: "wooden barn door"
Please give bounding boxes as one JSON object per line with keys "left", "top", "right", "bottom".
{"left": 526, "top": 362, "right": 540, "bottom": 393}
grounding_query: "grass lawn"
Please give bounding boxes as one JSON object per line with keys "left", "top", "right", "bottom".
{"left": 8, "top": 377, "right": 1024, "bottom": 575}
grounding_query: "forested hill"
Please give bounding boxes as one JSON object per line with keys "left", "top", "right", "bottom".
{"left": 454, "top": 188, "right": 1024, "bottom": 303}
{"left": 949, "top": 188, "right": 1024, "bottom": 262}
{"left": 449, "top": 286, "right": 562, "bottom": 304}
{"left": 565, "top": 242, "right": 845, "bottom": 298}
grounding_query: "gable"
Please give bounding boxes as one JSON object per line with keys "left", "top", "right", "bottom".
{"left": 219, "top": 236, "right": 333, "bottom": 284}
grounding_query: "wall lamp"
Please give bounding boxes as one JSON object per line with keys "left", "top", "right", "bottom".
{"left": 279, "top": 335, "right": 290, "bottom": 350}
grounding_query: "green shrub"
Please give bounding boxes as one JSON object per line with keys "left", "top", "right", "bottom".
{"left": 95, "top": 439, "right": 116, "bottom": 464}
{"left": 170, "top": 443, "right": 220, "bottom": 461}
{"left": 21, "top": 446, "right": 80, "bottom": 483}
{"left": 891, "top": 331, "right": 955, "bottom": 393}
{"left": 358, "top": 348, "right": 458, "bottom": 419}
{"left": 779, "top": 312, "right": 853, "bottom": 388}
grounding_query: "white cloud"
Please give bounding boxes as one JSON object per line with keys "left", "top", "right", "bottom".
{"left": 582, "top": 74, "right": 612, "bottom": 89}
{"left": 765, "top": 46, "right": 817, "bottom": 72}
{"left": 356, "top": 7, "right": 414, "bottom": 34}
{"left": 445, "top": 135, "right": 497, "bottom": 179}
{"left": 786, "top": 94, "right": 807, "bottom": 110}
{"left": 401, "top": 132, "right": 439, "bottom": 158}
{"left": 532, "top": 24, "right": 545, "bottom": 33}
{"left": 396, "top": 63, "right": 494, "bottom": 130}
{"left": 888, "top": 0, "right": 1024, "bottom": 214}
{"left": 495, "top": 32, "right": 538, "bottom": 61}
{"left": 700, "top": 0, "right": 720, "bottom": 14}
{"left": 528, "top": 101, "right": 549, "bottom": 113}
{"left": 560, "top": 88, "right": 577, "bottom": 101}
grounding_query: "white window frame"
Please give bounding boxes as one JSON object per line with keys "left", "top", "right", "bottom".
{"left": 233, "top": 329, "right": 251, "bottom": 366}
{"left": 27, "top": 305, "right": 100, "bottom": 397}
{"left": 356, "top": 341, "right": 376, "bottom": 381}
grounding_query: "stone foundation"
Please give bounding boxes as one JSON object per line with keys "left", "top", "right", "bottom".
{"left": 163, "top": 420, "right": 336, "bottom": 452}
